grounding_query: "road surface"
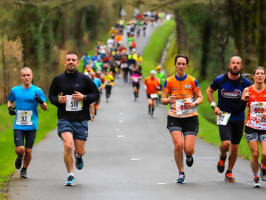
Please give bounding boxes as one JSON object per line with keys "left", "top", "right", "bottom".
{"left": 8, "top": 21, "right": 266, "bottom": 200}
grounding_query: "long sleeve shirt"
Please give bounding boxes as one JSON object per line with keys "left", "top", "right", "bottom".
{"left": 49, "top": 70, "right": 100, "bottom": 121}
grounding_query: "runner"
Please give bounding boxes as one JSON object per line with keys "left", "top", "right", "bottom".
{"left": 206, "top": 56, "right": 252, "bottom": 183}
{"left": 104, "top": 70, "right": 115, "bottom": 102}
{"left": 89, "top": 71, "right": 103, "bottom": 121}
{"left": 161, "top": 54, "right": 203, "bottom": 183}
{"left": 155, "top": 65, "right": 166, "bottom": 104}
{"left": 130, "top": 66, "right": 142, "bottom": 101}
{"left": 144, "top": 70, "right": 160, "bottom": 117}
{"left": 49, "top": 52, "right": 100, "bottom": 186}
{"left": 7, "top": 67, "right": 47, "bottom": 178}
{"left": 241, "top": 66, "right": 266, "bottom": 187}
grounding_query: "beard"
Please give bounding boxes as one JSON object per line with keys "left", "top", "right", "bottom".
{"left": 66, "top": 64, "right": 76, "bottom": 73}
{"left": 229, "top": 68, "right": 240, "bottom": 76}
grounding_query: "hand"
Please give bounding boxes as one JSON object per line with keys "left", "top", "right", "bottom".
{"left": 242, "top": 90, "right": 249, "bottom": 102}
{"left": 8, "top": 106, "right": 16, "bottom": 116}
{"left": 213, "top": 106, "right": 221, "bottom": 115}
{"left": 169, "top": 95, "right": 176, "bottom": 104}
{"left": 58, "top": 92, "right": 67, "bottom": 104}
{"left": 34, "top": 94, "right": 44, "bottom": 104}
{"left": 262, "top": 112, "right": 266, "bottom": 120}
{"left": 72, "top": 91, "right": 84, "bottom": 101}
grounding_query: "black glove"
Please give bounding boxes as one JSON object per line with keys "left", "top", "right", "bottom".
{"left": 34, "top": 95, "right": 44, "bottom": 104}
{"left": 8, "top": 106, "right": 16, "bottom": 116}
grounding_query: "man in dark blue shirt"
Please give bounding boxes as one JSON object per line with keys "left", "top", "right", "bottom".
{"left": 206, "top": 56, "right": 252, "bottom": 183}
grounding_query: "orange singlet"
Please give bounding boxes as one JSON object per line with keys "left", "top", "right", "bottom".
{"left": 246, "top": 85, "right": 266, "bottom": 130}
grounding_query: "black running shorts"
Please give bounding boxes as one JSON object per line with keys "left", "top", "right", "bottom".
{"left": 14, "top": 129, "right": 36, "bottom": 148}
{"left": 218, "top": 120, "right": 244, "bottom": 144}
{"left": 167, "top": 115, "right": 199, "bottom": 136}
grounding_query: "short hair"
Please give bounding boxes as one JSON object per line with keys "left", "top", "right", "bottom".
{"left": 174, "top": 54, "right": 189, "bottom": 65}
{"left": 253, "top": 66, "right": 265, "bottom": 74}
{"left": 65, "top": 51, "right": 78, "bottom": 59}
{"left": 230, "top": 56, "right": 242, "bottom": 63}
{"left": 21, "top": 67, "right": 32, "bottom": 74}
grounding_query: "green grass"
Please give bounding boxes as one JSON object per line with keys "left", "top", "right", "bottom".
{"left": 0, "top": 104, "right": 57, "bottom": 198}
{"left": 163, "top": 36, "right": 252, "bottom": 160}
{"left": 141, "top": 20, "right": 176, "bottom": 77}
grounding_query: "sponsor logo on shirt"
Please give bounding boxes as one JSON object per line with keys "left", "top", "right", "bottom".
{"left": 184, "top": 84, "right": 191, "bottom": 89}
{"left": 221, "top": 89, "right": 241, "bottom": 99}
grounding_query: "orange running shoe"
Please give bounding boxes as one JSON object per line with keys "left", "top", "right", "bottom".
{"left": 225, "top": 172, "right": 235, "bottom": 183}
{"left": 217, "top": 159, "right": 225, "bottom": 173}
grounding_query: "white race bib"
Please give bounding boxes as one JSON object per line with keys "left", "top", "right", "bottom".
{"left": 16, "top": 110, "right": 33, "bottom": 125}
{"left": 133, "top": 77, "right": 139, "bottom": 82}
{"left": 250, "top": 102, "right": 266, "bottom": 118}
{"left": 121, "top": 63, "right": 128, "bottom": 69}
{"left": 176, "top": 98, "right": 196, "bottom": 115}
{"left": 217, "top": 112, "right": 231, "bottom": 125}
{"left": 150, "top": 93, "right": 158, "bottom": 99}
{"left": 66, "top": 95, "right": 82, "bottom": 111}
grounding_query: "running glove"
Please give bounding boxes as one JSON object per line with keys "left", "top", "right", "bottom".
{"left": 8, "top": 106, "right": 16, "bottom": 115}
{"left": 34, "top": 95, "right": 44, "bottom": 104}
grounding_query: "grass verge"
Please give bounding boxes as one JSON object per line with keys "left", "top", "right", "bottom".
{"left": 141, "top": 20, "right": 176, "bottom": 77}
{"left": 0, "top": 104, "right": 57, "bottom": 199}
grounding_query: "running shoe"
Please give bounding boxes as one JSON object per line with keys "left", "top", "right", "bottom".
{"left": 176, "top": 173, "right": 185, "bottom": 184}
{"left": 15, "top": 155, "right": 23, "bottom": 169}
{"left": 65, "top": 175, "right": 75, "bottom": 186}
{"left": 224, "top": 171, "right": 235, "bottom": 183}
{"left": 186, "top": 156, "right": 194, "bottom": 167}
{"left": 74, "top": 151, "right": 84, "bottom": 170}
{"left": 20, "top": 168, "right": 27, "bottom": 178}
{"left": 217, "top": 159, "right": 225, "bottom": 173}
{"left": 253, "top": 176, "right": 261, "bottom": 188}
{"left": 260, "top": 163, "right": 266, "bottom": 181}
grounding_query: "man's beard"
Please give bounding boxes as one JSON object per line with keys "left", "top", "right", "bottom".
{"left": 229, "top": 68, "right": 240, "bottom": 76}
{"left": 66, "top": 65, "right": 76, "bottom": 73}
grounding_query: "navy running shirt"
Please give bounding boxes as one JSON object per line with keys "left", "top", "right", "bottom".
{"left": 210, "top": 73, "right": 252, "bottom": 121}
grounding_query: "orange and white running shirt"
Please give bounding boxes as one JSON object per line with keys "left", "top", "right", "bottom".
{"left": 144, "top": 76, "right": 160, "bottom": 95}
{"left": 164, "top": 74, "right": 199, "bottom": 118}
{"left": 245, "top": 85, "right": 266, "bottom": 130}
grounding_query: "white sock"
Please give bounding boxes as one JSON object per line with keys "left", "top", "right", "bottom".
{"left": 68, "top": 173, "right": 74, "bottom": 177}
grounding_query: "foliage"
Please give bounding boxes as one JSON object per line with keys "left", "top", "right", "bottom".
{"left": 141, "top": 20, "right": 175, "bottom": 77}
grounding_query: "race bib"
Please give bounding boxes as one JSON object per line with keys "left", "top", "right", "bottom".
{"left": 133, "top": 77, "right": 139, "bottom": 82}
{"left": 176, "top": 98, "right": 196, "bottom": 115}
{"left": 66, "top": 95, "right": 82, "bottom": 111}
{"left": 250, "top": 102, "right": 266, "bottom": 118}
{"left": 150, "top": 93, "right": 158, "bottom": 99}
{"left": 16, "top": 110, "right": 33, "bottom": 125}
{"left": 121, "top": 63, "right": 128, "bottom": 69}
{"left": 217, "top": 112, "right": 231, "bottom": 125}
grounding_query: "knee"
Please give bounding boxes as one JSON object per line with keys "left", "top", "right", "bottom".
{"left": 184, "top": 147, "right": 194, "bottom": 156}
{"left": 251, "top": 150, "right": 259, "bottom": 160}
{"left": 174, "top": 142, "right": 183, "bottom": 152}
{"left": 15, "top": 146, "right": 25, "bottom": 156}
{"left": 25, "top": 148, "right": 32, "bottom": 155}
{"left": 221, "top": 141, "right": 231, "bottom": 150}
{"left": 64, "top": 142, "right": 73, "bottom": 152}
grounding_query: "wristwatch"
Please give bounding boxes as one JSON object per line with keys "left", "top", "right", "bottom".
{"left": 210, "top": 101, "right": 217, "bottom": 109}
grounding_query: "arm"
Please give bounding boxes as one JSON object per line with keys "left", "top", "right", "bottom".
{"left": 48, "top": 78, "right": 62, "bottom": 107}
{"left": 239, "top": 87, "right": 249, "bottom": 111}
{"left": 206, "top": 86, "right": 220, "bottom": 115}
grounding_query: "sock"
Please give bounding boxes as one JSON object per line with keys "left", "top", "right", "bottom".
{"left": 68, "top": 173, "right": 74, "bottom": 177}
{"left": 148, "top": 106, "right": 151, "bottom": 113}
{"left": 254, "top": 173, "right": 259, "bottom": 177}
{"left": 75, "top": 152, "right": 81, "bottom": 158}
{"left": 151, "top": 106, "right": 154, "bottom": 115}
{"left": 179, "top": 172, "right": 185, "bottom": 177}
{"left": 134, "top": 92, "right": 137, "bottom": 98}
{"left": 220, "top": 155, "right": 226, "bottom": 161}
{"left": 186, "top": 155, "right": 192, "bottom": 159}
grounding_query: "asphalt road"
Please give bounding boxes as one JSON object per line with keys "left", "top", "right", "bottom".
{"left": 8, "top": 21, "right": 266, "bottom": 200}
